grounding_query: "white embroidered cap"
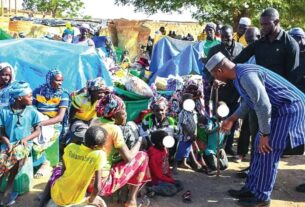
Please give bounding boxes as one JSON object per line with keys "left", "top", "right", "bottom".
{"left": 206, "top": 52, "right": 226, "bottom": 72}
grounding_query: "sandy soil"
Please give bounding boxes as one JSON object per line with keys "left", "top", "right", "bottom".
{"left": 4, "top": 154, "right": 305, "bottom": 207}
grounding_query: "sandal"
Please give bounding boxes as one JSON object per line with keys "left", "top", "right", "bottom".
{"left": 34, "top": 161, "right": 50, "bottom": 179}
{"left": 182, "top": 190, "right": 192, "bottom": 203}
{"left": 139, "top": 195, "right": 150, "bottom": 207}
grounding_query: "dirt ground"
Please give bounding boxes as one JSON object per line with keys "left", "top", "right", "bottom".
{"left": 5, "top": 154, "right": 305, "bottom": 207}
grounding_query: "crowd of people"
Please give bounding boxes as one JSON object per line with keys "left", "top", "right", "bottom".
{"left": 0, "top": 6, "right": 305, "bottom": 207}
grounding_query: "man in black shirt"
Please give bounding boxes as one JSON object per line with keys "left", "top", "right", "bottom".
{"left": 207, "top": 25, "right": 243, "bottom": 155}
{"left": 208, "top": 25, "right": 244, "bottom": 61}
{"left": 234, "top": 8, "right": 299, "bottom": 82}
{"left": 289, "top": 27, "right": 305, "bottom": 193}
{"left": 289, "top": 28, "right": 305, "bottom": 93}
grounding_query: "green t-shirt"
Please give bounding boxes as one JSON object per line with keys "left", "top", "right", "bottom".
{"left": 201, "top": 39, "right": 221, "bottom": 57}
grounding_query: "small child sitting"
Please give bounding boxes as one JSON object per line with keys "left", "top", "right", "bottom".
{"left": 147, "top": 130, "right": 183, "bottom": 197}
{"left": 203, "top": 117, "right": 228, "bottom": 172}
{"left": 39, "top": 126, "right": 107, "bottom": 207}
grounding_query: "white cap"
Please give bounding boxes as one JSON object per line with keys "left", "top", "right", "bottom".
{"left": 206, "top": 52, "right": 226, "bottom": 72}
{"left": 239, "top": 17, "right": 251, "bottom": 26}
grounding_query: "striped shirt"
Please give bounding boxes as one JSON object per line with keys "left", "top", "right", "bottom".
{"left": 233, "top": 64, "right": 305, "bottom": 148}
{"left": 33, "top": 88, "right": 70, "bottom": 118}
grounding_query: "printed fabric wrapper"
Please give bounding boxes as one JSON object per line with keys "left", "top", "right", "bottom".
{"left": 0, "top": 144, "right": 30, "bottom": 177}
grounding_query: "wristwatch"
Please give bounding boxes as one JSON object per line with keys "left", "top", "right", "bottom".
{"left": 262, "top": 133, "right": 270, "bottom": 137}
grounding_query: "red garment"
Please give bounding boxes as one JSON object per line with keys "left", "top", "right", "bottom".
{"left": 147, "top": 146, "right": 175, "bottom": 185}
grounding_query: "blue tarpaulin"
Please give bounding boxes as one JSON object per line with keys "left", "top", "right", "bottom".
{"left": 0, "top": 38, "right": 112, "bottom": 92}
{"left": 149, "top": 36, "right": 204, "bottom": 84}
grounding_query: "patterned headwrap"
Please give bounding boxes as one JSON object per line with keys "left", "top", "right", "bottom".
{"left": 87, "top": 77, "right": 107, "bottom": 91}
{"left": 0, "top": 62, "right": 15, "bottom": 83}
{"left": 183, "top": 79, "right": 204, "bottom": 98}
{"left": 96, "top": 94, "right": 125, "bottom": 118}
{"left": 39, "top": 69, "right": 63, "bottom": 100}
{"left": 150, "top": 95, "right": 168, "bottom": 110}
{"left": 9, "top": 81, "right": 32, "bottom": 104}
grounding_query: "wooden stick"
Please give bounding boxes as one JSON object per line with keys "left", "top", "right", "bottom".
{"left": 215, "top": 85, "right": 221, "bottom": 177}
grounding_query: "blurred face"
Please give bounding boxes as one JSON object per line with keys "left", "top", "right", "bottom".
{"left": 216, "top": 24, "right": 223, "bottom": 35}
{"left": 292, "top": 36, "right": 305, "bottom": 48}
{"left": 260, "top": 16, "right": 278, "bottom": 37}
{"left": 80, "top": 28, "right": 89, "bottom": 37}
{"left": 185, "top": 85, "right": 199, "bottom": 98}
{"left": 153, "top": 104, "right": 167, "bottom": 121}
{"left": 205, "top": 27, "right": 215, "bottom": 40}
{"left": 0, "top": 67, "right": 12, "bottom": 87}
{"left": 51, "top": 74, "right": 63, "bottom": 90}
{"left": 90, "top": 89, "right": 105, "bottom": 100}
{"left": 19, "top": 92, "right": 33, "bottom": 106}
{"left": 114, "top": 108, "right": 127, "bottom": 125}
{"left": 245, "top": 29, "right": 260, "bottom": 45}
{"left": 221, "top": 28, "right": 233, "bottom": 47}
{"left": 238, "top": 24, "right": 248, "bottom": 36}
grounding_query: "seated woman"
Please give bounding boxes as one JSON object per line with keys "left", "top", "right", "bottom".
{"left": 32, "top": 69, "right": 70, "bottom": 178}
{"left": 90, "top": 94, "right": 151, "bottom": 207}
{"left": 140, "top": 96, "right": 177, "bottom": 147}
{"left": 0, "top": 81, "right": 41, "bottom": 206}
{"left": 69, "top": 77, "right": 109, "bottom": 143}
{"left": 0, "top": 62, "right": 15, "bottom": 107}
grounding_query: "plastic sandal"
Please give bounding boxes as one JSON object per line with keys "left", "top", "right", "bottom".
{"left": 182, "top": 190, "right": 192, "bottom": 203}
{"left": 139, "top": 195, "right": 150, "bottom": 207}
{"left": 34, "top": 161, "right": 50, "bottom": 179}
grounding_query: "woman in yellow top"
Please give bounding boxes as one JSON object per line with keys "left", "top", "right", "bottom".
{"left": 39, "top": 126, "right": 107, "bottom": 207}
{"left": 69, "top": 77, "right": 110, "bottom": 142}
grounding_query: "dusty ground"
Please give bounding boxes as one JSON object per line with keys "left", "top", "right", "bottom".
{"left": 4, "top": 154, "right": 305, "bottom": 207}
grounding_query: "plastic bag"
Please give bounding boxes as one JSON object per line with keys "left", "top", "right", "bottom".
{"left": 125, "top": 75, "right": 154, "bottom": 97}
{"left": 155, "top": 76, "right": 167, "bottom": 91}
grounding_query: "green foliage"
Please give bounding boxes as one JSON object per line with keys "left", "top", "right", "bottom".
{"left": 115, "top": 0, "right": 305, "bottom": 29}
{"left": 82, "top": 15, "right": 92, "bottom": 20}
{"left": 22, "top": 0, "right": 84, "bottom": 18}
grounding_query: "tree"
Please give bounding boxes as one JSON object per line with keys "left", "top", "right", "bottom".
{"left": 22, "top": 0, "right": 84, "bottom": 18}
{"left": 115, "top": 0, "right": 305, "bottom": 29}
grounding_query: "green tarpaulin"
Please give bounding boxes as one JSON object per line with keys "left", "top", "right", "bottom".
{"left": 0, "top": 29, "right": 12, "bottom": 40}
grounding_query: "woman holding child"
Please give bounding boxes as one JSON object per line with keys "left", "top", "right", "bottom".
{"left": 91, "top": 94, "right": 151, "bottom": 207}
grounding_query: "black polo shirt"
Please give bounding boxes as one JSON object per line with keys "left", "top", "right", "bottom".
{"left": 234, "top": 29, "right": 299, "bottom": 82}
{"left": 207, "top": 41, "right": 244, "bottom": 61}
{"left": 292, "top": 51, "right": 305, "bottom": 93}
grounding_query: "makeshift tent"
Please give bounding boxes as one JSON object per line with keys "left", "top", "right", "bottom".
{"left": 0, "top": 38, "right": 112, "bottom": 92}
{"left": 149, "top": 37, "right": 204, "bottom": 84}
{"left": 149, "top": 36, "right": 193, "bottom": 74}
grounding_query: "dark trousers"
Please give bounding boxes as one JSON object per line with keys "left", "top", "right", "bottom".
{"left": 237, "top": 110, "right": 258, "bottom": 159}
{"left": 237, "top": 114, "right": 251, "bottom": 156}
{"left": 224, "top": 103, "right": 239, "bottom": 152}
{"left": 248, "top": 110, "right": 258, "bottom": 162}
